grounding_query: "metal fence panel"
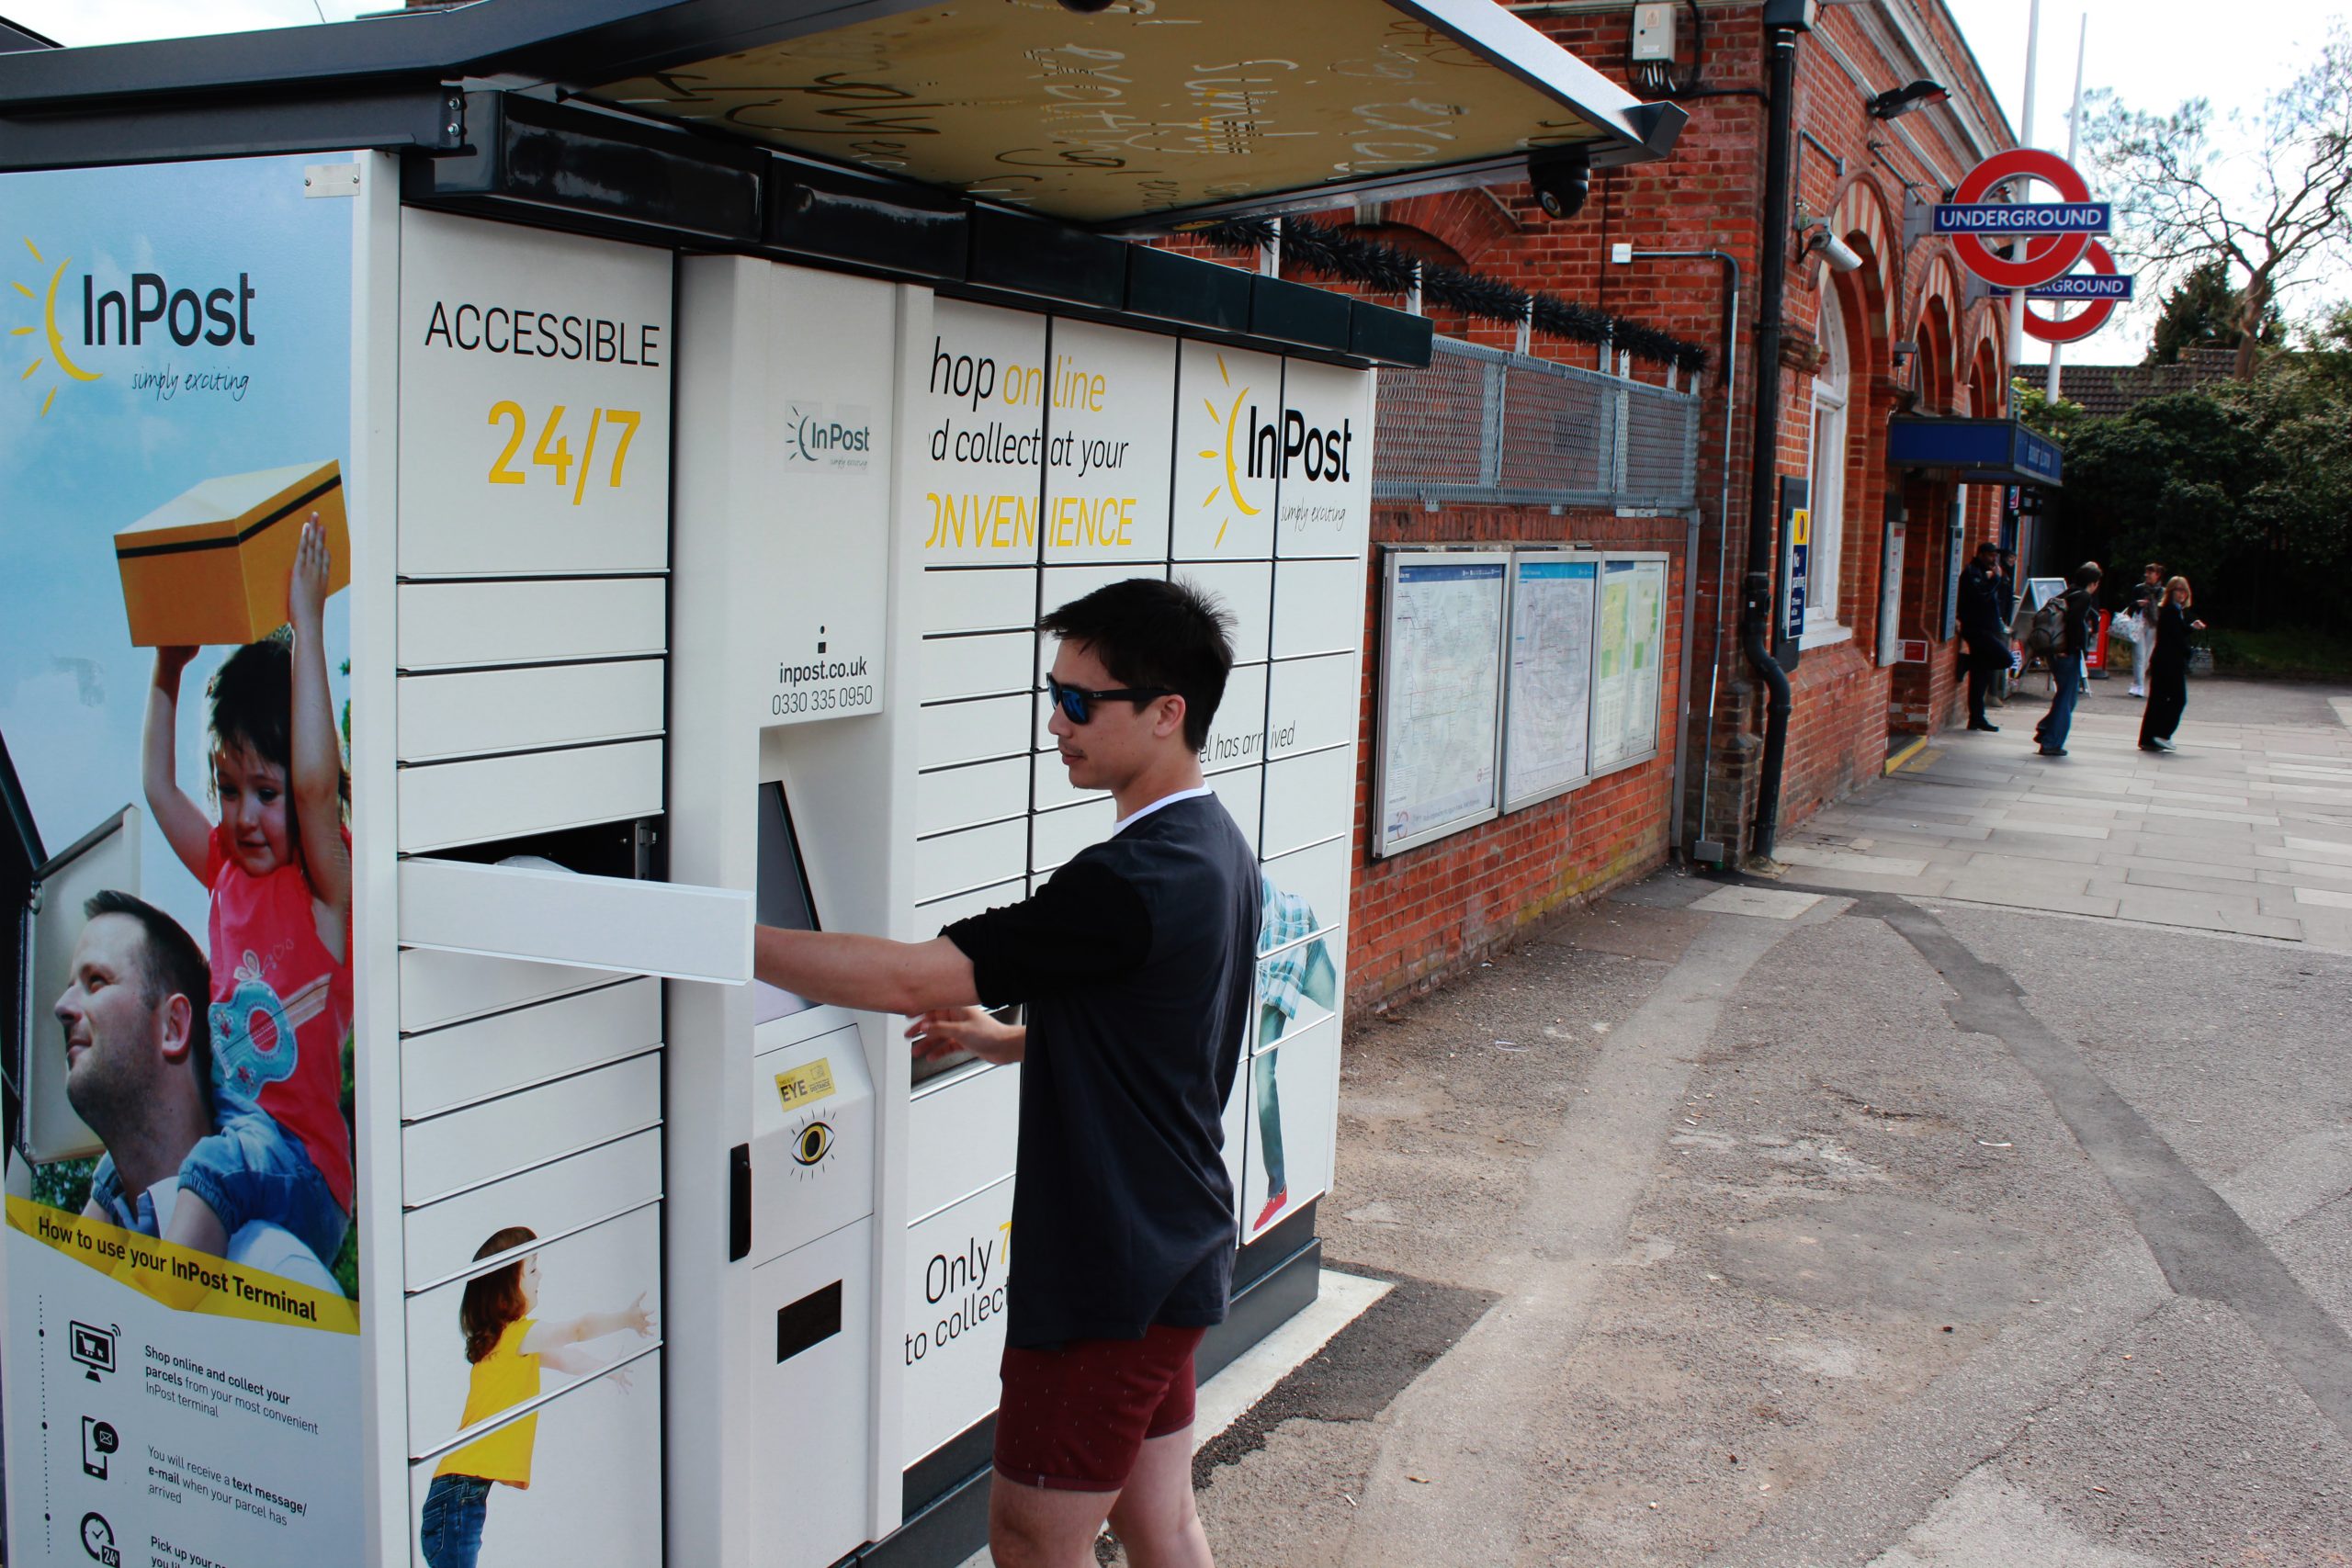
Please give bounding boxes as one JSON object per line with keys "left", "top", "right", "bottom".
{"left": 1373, "top": 335, "right": 1699, "bottom": 513}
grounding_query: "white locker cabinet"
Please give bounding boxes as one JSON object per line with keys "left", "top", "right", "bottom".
{"left": 1195, "top": 661, "right": 1270, "bottom": 776}
{"left": 749, "top": 1024, "right": 876, "bottom": 1267}
{"left": 404, "top": 1203, "right": 662, "bottom": 1457}
{"left": 916, "top": 631, "right": 1035, "bottom": 704}
{"left": 398, "top": 739, "right": 664, "bottom": 852}
{"left": 917, "top": 565, "right": 1038, "bottom": 637}
{"left": 1261, "top": 745, "right": 1358, "bottom": 859}
{"left": 397, "top": 660, "right": 666, "bottom": 763}
{"left": 1272, "top": 558, "right": 1366, "bottom": 659}
{"left": 908, "top": 1064, "right": 1021, "bottom": 1224}
{"left": 398, "top": 947, "right": 621, "bottom": 1035}
{"left": 1170, "top": 340, "right": 1283, "bottom": 562}
{"left": 752, "top": 1219, "right": 877, "bottom": 1568}
{"left": 1266, "top": 653, "right": 1359, "bottom": 761}
{"left": 1271, "top": 359, "right": 1374, "bottom": 561}
{"left": 900, "top": 1178, "right": 1017, "bottom": 1464}
{"left": 912, "top": 818, "right": 1027, "bottom": 907}
{"left": 1239, "top": 1016, "right": 1342, "bottom": 1243}
{"left": 404, "top": 1130, "right": 663, "bottom": 1291}
{"left": 402, "top": 1054, "right": 663, "bottom": 1207}
{"left": 918, "top": 693, "right": 1033, "bottom": 770}
{"left": 400, "top": 976, "right": 662, "bottom": 1121}
{"left": 397, "top": 208, "right": 674, "bottom": 581}
{"left": 1038, "top": 319, "right": 1176, "bottom": 567}
{"left": 1259, "top": 835, "right": 1351, "bottom": 945}
{"left": 396, "top": 577, "right": 668, "bottom": 671}
{"left": 915, "top": 756, "right": 1028, "bottom": 840}
{"left": 406, "top": 1351, "right": 665, "bottom": 1568}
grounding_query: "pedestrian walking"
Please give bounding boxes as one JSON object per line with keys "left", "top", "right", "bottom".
{"left": 2124, "top": 561, "right": 2164, "bottom": 698}
{"left": 2034, "top": 561, "right": 2101, "bottom": 758}
{"left": 751, "top": 577, "right": 1252, "bottom": 1568}
{"left": 2138, "top": 575, "right": 2207, "bottom": 752}
{"left": 1955, "top": 542, "right": 2011, "bottom": 731}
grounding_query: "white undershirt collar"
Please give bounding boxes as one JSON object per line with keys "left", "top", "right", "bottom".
{"left": 1113, "top": 785, "right": 1214, "bottom": 835}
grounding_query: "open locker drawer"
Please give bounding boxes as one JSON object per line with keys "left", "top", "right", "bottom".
{"left": 398, "top": 855, "right": 752, "bottom": 986}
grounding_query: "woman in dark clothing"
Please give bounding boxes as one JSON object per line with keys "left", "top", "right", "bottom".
{"left": 2139, "top": 576, "right": 2207, "bottom": 752}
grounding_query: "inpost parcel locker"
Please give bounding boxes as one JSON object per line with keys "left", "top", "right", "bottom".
{"left": 0, "top": 6, "right": 1681, "bottom": 1565}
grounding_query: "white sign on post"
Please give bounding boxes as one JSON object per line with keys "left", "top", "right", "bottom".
{"left": 396, "top": 209, "right": 673, "bottom": 578}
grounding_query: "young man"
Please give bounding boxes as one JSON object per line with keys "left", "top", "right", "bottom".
{"left": 752, "top": 578, "right": 1256, "bottom": 1568}
{"left": 2034, "top": 561, "right": 2103, "bottom": 758}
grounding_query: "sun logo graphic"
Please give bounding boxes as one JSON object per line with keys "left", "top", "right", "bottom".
{"left": 1192, "top": 351, "right": 1270, "bottom": 551}
{"left": 11, "top": 236, "right": 101, "bottom": 418}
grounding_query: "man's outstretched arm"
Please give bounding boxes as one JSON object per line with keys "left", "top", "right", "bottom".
{"left": 753, "top": 928, "right": 980, "bottom": 1017}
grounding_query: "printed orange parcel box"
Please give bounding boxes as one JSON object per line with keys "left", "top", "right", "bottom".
{"left": 113, "top": 459, "right": 348, "bottom": 648}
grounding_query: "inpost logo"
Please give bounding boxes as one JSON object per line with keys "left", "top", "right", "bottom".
{"left": 1193, "top": 352, "right": 1357, "bottom": 549}
{"left": 784, "top": 400, "right": 872, "bottom": 469}
{"left": 11, "top": 235, "right": 257, "bottom": 417}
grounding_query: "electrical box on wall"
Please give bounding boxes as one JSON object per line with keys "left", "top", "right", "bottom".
{"left": 1632, "top": 4, "right": 1679, "bottom": 61}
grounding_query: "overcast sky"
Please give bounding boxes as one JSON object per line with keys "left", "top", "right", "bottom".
{"left": 16, "top": 0, "right": 2346, "bottom": 361}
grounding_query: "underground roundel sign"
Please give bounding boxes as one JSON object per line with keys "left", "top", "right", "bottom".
{"left": 1946, "top": 148, "right": 2097, "bottom": 291}
{"left": 2022, "top": 241, "right": 2123, "bottom": 344}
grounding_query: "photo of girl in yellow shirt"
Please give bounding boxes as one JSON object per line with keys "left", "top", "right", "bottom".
{"left": 419, "top": 1225, "right": 655, "bottom": 1568}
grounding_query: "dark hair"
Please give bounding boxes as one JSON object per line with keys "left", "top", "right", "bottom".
{"left": 459, "top": 1226, "right": 538, "bottom": 1364}
{"left": 82, "top": 889, "right": 212, "bottom": 1100}
{"left": 1039, "top": 578, "right": 1235, "bottom": 751}
{"left": 2143, "top": 561, "right": 2165, "bottom": 577}
{"left": 1973, "top": 541, "right": 1999, "bottom": 560}
{"left": 208, "top": 636, "right": 350, "bottom": 815}
{"left": 2070, "top": 561, "right": 2103, "bottom": 589}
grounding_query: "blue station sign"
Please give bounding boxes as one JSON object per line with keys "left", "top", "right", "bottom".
{"left": 2027, "top": 273, "right": 2134, "bottom": 301}
{"left": 1932, "top": 201, "right": 2111, "bottom": 237}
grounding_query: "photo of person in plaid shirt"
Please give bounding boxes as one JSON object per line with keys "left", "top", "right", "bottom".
{"left": 1252, "top": 874, "right": 1337, "bottom": 1233}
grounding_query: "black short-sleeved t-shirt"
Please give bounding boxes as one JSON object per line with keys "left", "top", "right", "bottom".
{"left": 943, "top": 792, "right": 1259, "bottom": 1348}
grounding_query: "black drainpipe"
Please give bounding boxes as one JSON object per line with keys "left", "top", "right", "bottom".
{"left": 1742, "top": 0, "right": 1810, "bottom": 862}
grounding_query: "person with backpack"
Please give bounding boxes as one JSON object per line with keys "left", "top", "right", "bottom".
{"left": 2033, "top": 562, "right": 2102, "bottom": 758}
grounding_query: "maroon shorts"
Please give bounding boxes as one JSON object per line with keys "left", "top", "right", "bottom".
{"left": 992, "top": 1324, "right": 1206, "bottom": 1493}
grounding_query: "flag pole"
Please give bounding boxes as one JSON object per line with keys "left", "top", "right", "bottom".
{"left": 2047, "top": 12, "right": 2088, "bottom": 405}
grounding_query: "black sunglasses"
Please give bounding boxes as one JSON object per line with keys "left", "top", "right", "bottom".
{"left": 1045, "top": 674, "right": 1172, "bottom": 726}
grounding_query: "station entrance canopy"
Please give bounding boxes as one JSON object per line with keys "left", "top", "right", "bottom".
{"left": 0, "top": 0, "right": 1683, "bottom": 232}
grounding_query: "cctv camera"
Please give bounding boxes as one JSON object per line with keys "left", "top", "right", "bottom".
{"left": 1529, "top": 145, "right": 1591, "bottom": 222}
{"left": 1801, "top": 222, "right": 1862, "bottom": 274}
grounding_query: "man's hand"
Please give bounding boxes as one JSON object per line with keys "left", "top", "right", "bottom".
{"left": 906, "top": 1007, "right": 1024, "bottom": 1066}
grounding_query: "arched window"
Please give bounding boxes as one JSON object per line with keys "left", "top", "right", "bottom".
{"left": 1804, "top": 296, "right": 1852, "bottom": 643}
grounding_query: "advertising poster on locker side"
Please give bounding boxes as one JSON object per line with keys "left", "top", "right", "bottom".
{"left": 1, "top": 154, "right": 362, "bottom": 1566}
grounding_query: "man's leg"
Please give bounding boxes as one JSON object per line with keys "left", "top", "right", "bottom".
{"left": 1107, "top": 1428, "right": 1214, "bottom": 1568}
{"left": 989, "top": 1473, "right": 1118, "bottom": 1568}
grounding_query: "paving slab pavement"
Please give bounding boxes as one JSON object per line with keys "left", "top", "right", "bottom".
{"left": 1783, "top": 678, "right": 2352, "bottom": 953}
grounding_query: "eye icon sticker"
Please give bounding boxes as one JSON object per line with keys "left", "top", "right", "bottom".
{"left": 791, "top": 1116, "right": 835, "bottom": 1174}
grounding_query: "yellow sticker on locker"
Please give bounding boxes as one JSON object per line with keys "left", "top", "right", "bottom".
{"left": 775, "top": 1058, "right": 836, "bottom": 1111}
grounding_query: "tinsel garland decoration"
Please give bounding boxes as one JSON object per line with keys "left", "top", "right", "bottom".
{"left": 1198, "top": 215, "right": 1710, "bottom": 376}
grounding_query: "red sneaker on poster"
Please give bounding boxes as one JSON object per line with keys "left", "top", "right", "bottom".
{"left": 1254, "top": 1190, "right": 1289, "bottom": 1232}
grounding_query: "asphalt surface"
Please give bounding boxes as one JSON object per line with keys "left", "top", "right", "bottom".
{"left": 1121, "top": 682, "right": 2352, "bottom": 1568}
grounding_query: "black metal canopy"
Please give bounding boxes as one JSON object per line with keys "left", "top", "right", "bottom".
{"left": 0, "top": 0, "right": 1680, "bottom": 231}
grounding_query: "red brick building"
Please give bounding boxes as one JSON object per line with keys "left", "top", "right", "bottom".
{"left": 1182, "top": 0, "right": 2029, "bottom": 1009}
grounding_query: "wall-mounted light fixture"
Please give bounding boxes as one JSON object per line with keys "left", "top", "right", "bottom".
{"left": 1869, "top": 79, "right": 1949, "bottom": 120}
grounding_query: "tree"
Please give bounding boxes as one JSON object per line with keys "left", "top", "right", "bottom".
{"left": 2144, "top": 257, "right": 2283, "bottom": 366}
{"left": 2087, "top": 24, "right": 2352, "bottom": 379}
